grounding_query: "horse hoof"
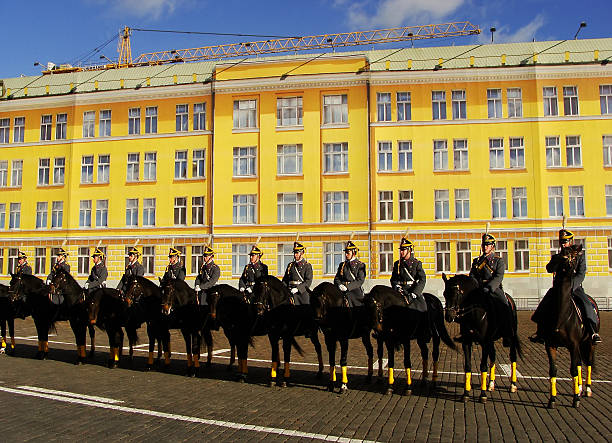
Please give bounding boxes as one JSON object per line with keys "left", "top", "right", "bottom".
{"left": 573, "top": 396, "right": 580, "bottom": 408}
{"left": 339, "top": 384, "right": 348, "bottom": 394}
{"left": 327, "top": 382, "right": 335, "bottom": 392}
{"left": 205, "top": 361, "right": 212, "bottom": 368}
{"left": 404, "top": 388, "right": 412, "bottom": 397}
{"left": 365, "top": 374, "right": 372, "bottom": 384}
{"left": 386, "top": 387, "right": 393, "bottom": 395}
{"left": 510, "top": 384, "right": 518, "bottom": 393}
{"left": 145, "top": 364, "right": 153, "bottom": 372}
{"left": 42, "top": 352, "right": 48, "bottom": 360}
{"left": 462, "top": 393, "right": 470, "bottom": 403}
{"left": 269, "top": 380, "right": 275, "bottom": 388}
{"left": 376, "top": 377, "right": 384, "bottom": 385}
{"left": 280, "top": 380, "right": 287, "bottom": 388}
{"left": 89, "top": 350, "right": 95, "bottom": 358}
{"left": 547, "top": 398, "right": 556, "bottom": 409}
{"left": 585, "top": 387, "right": 592, "bottom": 398}
{"left": 479, "top": 394, "right": 487, "bottom": 403}
{"left": 316, "top": 370, "right": 323, "bottom": 380}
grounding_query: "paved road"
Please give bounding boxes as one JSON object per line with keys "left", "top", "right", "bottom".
{"left": 1, "top": 312, "right": 611, "bottom": 442}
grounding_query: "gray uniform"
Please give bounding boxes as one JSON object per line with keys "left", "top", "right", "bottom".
{"left": 116, "top": 261, "right": 145, "bottom": 293}
{"left": 390, "top": 257, "right": 427, "bottom": 311}
{"left": 15, "top": 262, "right": 33, "bottom": 277}
{"left": 161, "top": 261, "right": 186, "bottom": 285}
{"left": 334, "top": 258, "right": 366, "bottom": 307}
{"left": 48, "top": 260, "right": 70, "bottom": 283}
{"left": 469, "top": 253, "right": 507, "bottom": 305}
{"left": 195, "top": 260, "right": 220, "bottom": 305}
{"left": 239, "top": 261, "right": 268, "bottom": 291}
{"left": 282, "top": 259, "right": 313, "bottom": 305}
{"left": 87, "top": 262, "right": 108, "bottom": 293}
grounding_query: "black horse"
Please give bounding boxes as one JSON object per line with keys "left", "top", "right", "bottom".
{"left": 310, "top": 282, "right": 374, "bottom": 393}
{"left": 253, "top": 275, "right": 324, "bottom": 387}
{"left": 442, "top": 273, "right": 522, "bottom": 403}
{"left": 0, "top": 283, "right": 16, "bottom": 355}
{"left": 367, "top": 285, "right": 456, "bottom": 395}
{"left": 532, "top": 245, "right": 596, "bottom": 409}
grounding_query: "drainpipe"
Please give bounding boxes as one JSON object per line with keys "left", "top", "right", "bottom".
{"left": 366, "top": 79, "right": 372, "bottom": 279}
{"left": 208, "top": 73, "right": 216, "bottom": 248}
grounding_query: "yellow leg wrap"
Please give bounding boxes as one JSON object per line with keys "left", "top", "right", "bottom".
{"left": 284, "top": 362, "right": 290, "bottom": 378}
{"left": 187, "top": 354, "right": 193, "bottom": 367}
{"left": 432, "top": 362, "right": 438, "bottom": 381}
{"left": 587, "top": 366, "right": 592, "bottom": 385}
{"left": 147, "top": 352, "right": 154, "bottom": 365}
{"left": 10, "top": 337, "right": 15, "bottom": 348}
{"left": 271, "top": 361, "right": 277, "bottom": 379}
{"left": 481, "top": 372, "right": 488, "bottom": 391}
{"left": 388, "top": 367, "right": 394, "bottom": 385}
{"left": 43, "top": 341, "right": 49, "bottom": 352}
{"left": 330, "top": 366, "right": 336, "bottom": 382}
{"left": 341, "top": 366, "right": 348, "bottom": 384}
{"left": 422, "top": 359, "right": 429, "bottom": 379}
{"left": 465, "top": 372, "right": 472, "bottom": 392}
{"left": 114, "top": 347, "right": 120, "bottom": 361}
{"left": 511, "top": 362, "right": 517, "bottom": 383}
{"left": 577, "top": 366, "right": 582, "bottom": 385}
{"left": 406, "top": 368, "right": 412, "bottom": 386}
{"left": 194, "top": 354, "right": 200, "bottom": 368}
{"left": 490, "top": 364, "right": 496, "bottom": 381}
{"left": 37, "top": 341, "right": 42, "bottom": 352}
{"left": 164, "top": 351, "right": 170, "bottom": 365}
{"left": 1, "top": 338, "right": 6, "bottom": 348}
{"left": 551, "top": 377, "right": 557, "bottom": 397}
{"left": 573, "top": 376, "right": 580, "bottom": 395}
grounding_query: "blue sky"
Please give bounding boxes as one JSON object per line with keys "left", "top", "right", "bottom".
{"left": 2, "top": 0, "right": 610, "bottom": 79}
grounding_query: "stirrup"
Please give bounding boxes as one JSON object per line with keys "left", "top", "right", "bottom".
{"left": 529, "top": 333, "right": 544, "bottom": 344}
{"left": 592, "top": 333, "right": 602, "bottom": 344}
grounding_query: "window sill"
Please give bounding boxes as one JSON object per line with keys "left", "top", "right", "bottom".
{"left": 80, "top": 182, "right": 109, "bottom": 187}
{"left": 490, "top": 168, "right": 527, "bottom": 172}
{"left": 232, "top": 175, "right": 257, "bottom": 180}
{"left": 322, "top": 172, "right": 349, "bottom": 176}
{"left": 277, "top": 174, "right": 304, "bottom": 178}
{"left": 276, "top": 125, "right": 304, "bottom": 131}
{"left": 546, "top": 166, "right": 583, "bottom": 170}
{"left": 232, "top": 128, "right": 259, "bottom": 134}
{"left": 320, "top": 123, "right": 349, "bottom": 129}
{"left": 126, "top": 180, "right": 158, "bottom": 185}
{"left": 174, "top": 177, "right": 206, "bottom": 182}
{"left": 2, "top": 186, "right": 22, "bottom": 190}
{"left": 377, "top": 170, "right": 414, "bottom": 174}
{"left": 37, "top": 184, "right": 64, "bottom": 189}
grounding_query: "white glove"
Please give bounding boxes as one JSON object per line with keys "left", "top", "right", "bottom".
{"left": 338, "top": 284, "right": 348, "bottom": 292}
{"left": 239, "top": 287, "right": 245, "bottom": 292}
{"left": 46, "top": 279, "right": 51, "bottom": 285}
{"left": 246, "top": 287, "right": 252, "bottom": 294}
{"left": 195, "top": 286, "right": 201, "bottom": 292}
{"left": 290, "top": 287, "right": 299, "bottom": 295}
{"left": 84, "top": 282, "right": 89, "bottom": 289}
{"left": 410, "top": 293, "right": 417, "bottom": 299}
{"left": 395, "top": 285, "right": 403, "bottom": 292}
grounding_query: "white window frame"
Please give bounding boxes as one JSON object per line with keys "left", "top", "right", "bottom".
{"left": 233, "top": 99, "right": 257, "bottom": 129}
{"left": 143, "top": 152, "right": 156, "bottom": 181}
{"left": 487, "top": 89, "right": 502, "bottom": 118}
{"left": 563, "top": 86, "right": 579, "bottom": 116}
{"left": 379, "top": 242, "right": 394, "bottom": 274}
{"left": 145, "top": 106, "right": 158, "bottom": 134}
{"left": 128, "top": 108, "right": 140, "bottom": 135}
{"left": 127, "top": 153, "right": 140, "bottom": 182}
{"left": 434, "top": 189, "right": 449, "bottom": 220}
{"left": 175, "top": 150, "right": 188, "bottom": 179}
{"left": 142, "top": 246, "right": 155, "bottom": 275}
{"left": 509, "top": 137, "right": 525, "bottom": 168}
{"left": 489, "top": 138, "right": 504, "bottom": 169}
{"left": 377, "top": 141, "right": 392, "bottom": 171}
{"left": 543, "top": 87, "right": 558, "bottom": 116}
{"left": 378, "top": 191, "right": 393, "bottom": 221}
{"left": 176, "top": 104, "right": 188, "bottom": 132}
{"left": 83, "top": 111, "right": 95, "bottom": 138}
{"left": 11, "top": 160, "right": 22, "bottom": 187}
{"left": 603, "top": 136, "right": 612, "bottom": 167}
{"left": 433, "top": 140, "right": 448, "bottom": 171}
{"left": 377, "top": 92, "right": 391, "bottom": 122}
{"left": 546, "top": 136, "right": 561, "bottom": 167}
{"left": 81, "top": 156, "right": 93, "bottom": 184}
{"left": 0, "top": 118, "right": 10, "bottom": 144}
{"left": 454, "top": 188, "right": 469, "bottom": 220}
{"left": 515, "top": 240, "right": 529, "bottom": 272}
{"left": 14, "top": 117, "right": 25, "bottom": 143}
{"left": 38, "top": 158, "right": 50, "bottom": 186}
{"left": 98, "top": 154, "right": 110, "bottom": 183}
{"left": 77, "top": 247, "right": 90, "bottom": 276}
{"left": 324, "top": 242, "right": 344, "bottom": 275}
{"left": 232, "top": 244, "right": 250, "bottom": 276}
{"left": 35, "top": 247, "right": 46, "bottom": 275}
{"left": 397, "top": 92, "right": 411, "bottom": 121}
{"left": 456, "top": 241, "right": 471, "bottom": 273}
{"left": 174, "top": 197, "right": 187, "bottom": 226}
{"left": 40, "top": 114, "right": 52, "bottom": 141}
{"left": 606, "top": 185, "right": 612, "bottom": 216}
{"left": 398, "top": 141, "right": 412, "bottom": 171}
{"left": 507, "top": 88, "right": 523, "bottom": 118}
{"left": 79, "top": 200, "right": 92, "bottom": 227}
{"left": 51, "top": 201, "right": 63, "bottom": 228}
{"left": 323, "top": 94, "right": 348, "bottom": 125}
{"left": 399, "top": 190, "right": 413, "bottom": 221}
{"left": 233, "top": 147, "right": 257, "bottom": 177}
{"left": 277, "top": 144, "right": 303, "bottom": 175}
{"left": 451, "top": 90, "right": 466, "bottom": 120}
{"left": 194, "top": 103, "right": 206, "bottom": 131}
{"left": 277, "top": 244, "right": 294, "bottom": 277}
{"left": 435, "top": 241, "right": 450, "bottom": 273}
{"left": 566, "top": 136, "right": 582, "bottom": 167}
{"left": 568, "top": 185, "right": 585, "bottom": 217}
{"left": 453, "top": 139, "right": 468, "bottom": 170}
{"left": 277, "top": 193, "right": 303, "bottom": 223}
{"left": 143, "top": 198, "right": 156, "bottom": 227}
{"left": 99, "top": 110, "right": 111, "bottom": 137}
{"left": 96, "top": 199, "right": 108, "bottom": 227}
{"left": 432, "top": 91, "right": 446, "bottom": 120}
{"left": 512, "top": 187, "right": 528, "bottom": 218}
{"left": 192, "top": 149, "right": 206, "bottom": 178}
{"left": 0, "top": 161, "right": 7, "bottom": 187}
{"left": 323, "top": 191, "right": 349, "bottom": 222}
{"left": 323, "top": 143, "right": 348, "bottom": 173}
{"left": 601, "top": 85, "right": 612, "bottom": 115}
{"left": 55, "top": 113, "right": 67, "bottom": 140}
{"left": 36, "top": 202, "right": 48, "bottom": 229}
{"left": 9, "top": 203, "right": 20, "bottom": 229}
{"left": 548, "top": 186, "right": 563, "bottom": 217}
{"left": 276, "top": 96, "right": 303, "bottom": 127}
{"left": 53, "top": 157, "right": 65, "bottom": 185}
{"left": 491, "top": 188, "right": 507, "bottom": 219}
{"left": 192, "top": 196, "right": 205, "bottom": 225}
{"left": 232, "top": 194, "right": 256, "bottom": 224}
{"left": 126, "top": 199, "right": 138, "bottom": 227}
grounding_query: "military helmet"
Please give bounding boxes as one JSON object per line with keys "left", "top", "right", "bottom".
{"left": 399, "top": 238, "right": 413, "bottom": 251}
{"left": 481, "top": 233, "right": 496, "bottom": 246}
{"left": 559, "top": 228, "right": 574, "bottom": 243}
{"left": 344, "top": 240, "right": 358, "bottom": 253}
{"left": 249, "top": 245, "right": 263, "bottom": 256}
{"left": 57, "top": 247, "right": 69, "bottom": 257}
{"left": 292, "top": 241, "right": 305, "bottom": 253}
{"left": 168, "top": 247, "right": 181, "bottom": 257}
{"left": 127, "top": 246, "right": 140, "bottom": 257}
{"left": 91, "top": 247, "right": 105, "bottom": 258}
{"left": 202, "top": 246, "right": 214, "bottom": 256}
{"left": 17, "top": 250, "right": 27, "bottom": 260}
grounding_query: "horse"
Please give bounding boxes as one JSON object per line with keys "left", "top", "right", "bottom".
{"left": 252, "top": 275, "right": 324, "bottom": 387}
{"left": 160, "top": 278, "right": 214, "bottom": 376}
{"left": 0, "top": 283, "right": 16, "bottom": 355}
{"left": 367, "top": 285, "right": 456, "bottom": 395}
{"left": 442, "top": 273, "right": 522, "bottom": 403}
{"left": 532, "top": 245, "right": 596, "bottom": 409}
{"left": 310, "top": 282, "right": 375, "bottom": 393}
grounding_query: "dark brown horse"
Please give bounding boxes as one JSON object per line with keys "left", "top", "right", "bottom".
{"left": 0, "top": 283, "right": 16, "bottom": 355}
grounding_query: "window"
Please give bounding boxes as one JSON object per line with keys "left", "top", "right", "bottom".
{"left": 548, "top": 186, "right": 563, "bottom": 217}
{"left": 232, "top": 244, "right": 250, "bottom": 276}
{"left": 78, "top": 247, "right": 89, "bottom": 275}
{"left": 36, "top": 202, "right": 48, "bottom": 228}
{"left": 515, "top": 240, "right": 529, "bottom": 271}
{"left": 546, "top": 136, "right": 561, "bottom": 167}
{"left": 79, "top": 200, "right": 92, "bottom": 227}
{"left": 9, "top": 203, "right": 20, "bottom": 229}
{"left": 40, "top": 115, "right": 52, "bottom": 141}
{"left": 277, "top": 145, "right": 302, "bottom": 175}
{"left": 233, "top": 147, "right": 257, "bottom": 177}
{"left": 174, "top": 197, "right": 187, "bottom": 225}
{"left": 277, "top": 97, "right": 302, "bottom": 126}
{"left": 563, "top": 86, "right": 579, "bottom": 116}
{"left": 489, "top": 138, "right": 504, "bottom": 169}
{"left": 507, "top": 88, "right": 523, "bottom": 118}
{"left": 99, "top": 110, "right": 111, "bottom": 136}
{"left": 175, "top": 151, "right": 187, "bottom": 179}
{"left": 452, "top": 90, "right": 466, "bottom": 119}
{"left": 609, "top": 238, "right": 612, "bottom": 269}
{"left": 98, "top": 155, "right": 110, "bottom": 183}
{"left": 83, "top": 111, "right": 95, "bottom": 137}
{"left": 11, "top": 160, "right": 22, "bottom": 187}
{"left": 512, "top": 187, "right": 527, "bottom": 218}
{"left": 0, "top": 118, "right": 10, "bottom": 143}
{"left": 398, "top": 141, "right": 412, "bottom": 171}
{"left": 232, "top": 194, "right": 256, "bottom": 224}
{"left": 399, "top": 190, "right": 413, "bottom": 221}
{"left": 436, "top": 242, "right": 450, "bottom": 272}
{"left": 53, "top": 157, "right": 65, "bottom": 185}
{"left": 324, "top": 191, "right": 349, "bottom": 222}
{"left": 491, "top": 188, "right": 507, "bottom": 219}
{"left": 323, "top": 143, "right": 348, "bottom": 173}
{"left": 143, "top": 152, "right": 156, "bottom": 180}
{"left": 14, "top": 117, "right": 25, "bottom": 143}
{"left": 192, "top": 196, "right": 205, "bottom": 225}
{"left": 379, "top": 191, "right": 393, "bottom": 221}
{"left": 38, "top": 158, "right": 50, "bottom": 185}
{"left": 277, "top": 244, "right": 294, "bottom": 276}
{"left": 0, "top": 161, "right": 6, "bottom": 187}
{"left": 323, "top": 95, "right": 348, "bottom": 124}
{"left": 377, "top": 92, "right": 391, "bottom": 121}
{"left": 0, "top": 204, "right": 5, "bottom": 229}
{"left": 51, "top": 201, "right": 63, "bottom": 228}
{"left": 455, "top": 189, "right": 470, "bottom": 220}
{"left": 191, "top": 245, "right": 204, "bottom": 274}
{"left": 145, "top": 107, "right": 157, "bottom": 134}
{"left": 397, "top": 92, "right": 411, "bottom": 121}
{"left": 96, "top": 200, "right": 108, "bottom": 227}
{"left": 277, "top": 193, "right": 302, "bottom": 223}
{"left": 192, "top": 149, "right": 206, "bottom": 178}
{"left": 379, "top": 242, "right": 393, "bottom": 274}
{"left": 604, "top": 136, "right": 612, "bottom": 167}
{"left": 50, "top": 248, "right": 61, "bottom": 269}
{"left": 509, "top": 137, "right": 525, "bottom": 168}
{"left": 35, "top": 248, "right": 46, "bottom": 275}
{"left": 601, "top": 85, "right": 612, "bottom": 115}
{"left": 233, "top": 100, "right": 257, "bottom": 128}
{"left": 566, "top": 136, "right": 582, "bottom": 167}
{"left": 128, "top": 108, "right": 140, "bottom": 135}
{"left": 568, "top": 186, "right": 584, "bottom": 216}
{"left": 8, "top": 248, "right": 18, "bottom": 274}
{"left": 126, "top": 153, "right": 139, "bottom": 182}
{"left": 143, "top": 198, "right": 156, "bottom": 226}
{"left": 176, "top": 104, "right": 188, "bottom": 132}
{"left": 432, "top": 91, "right": 446, "bottom": 120}
{"left": 434, "top": 190, "right": 449, "bottom": 220}
{"left": 487, "top": 89, "right": 502, "bottom": 118}
{"left": 453, "top": 139, "right": 468, "bottom": 170}
{"left": 433, "top": 140, "right": 448, "bottom": 171}
{"left": 81, "top": 155, "right": 93, "bottom": 184}
{"left": 495, "top": 241, "right": 509, "bottom": 270}
{"left": 456, "top": 241, "right": 471, "bottom": 273}
{"left": 142, "top": 246, "right": 155, "bottom": 274}
{"left": 543, "top": 87, "right": 558, "bottom": 116}
{"left": 194, "top": 103, "right": 206, "bottom": 130}
{"left": 55, "top": 113, "right": 66, "bottom": 140}
{"left": 126, "top": 199, "right": 138, "bottom": 226}
{"left": 324, "top": 242, "right": 344, "bottom": 275}
{"left": 606, "top": 185, "right": 612, "bottom": 216}
{"left": 378, "top": 142, "right": 392, "bottom": 171}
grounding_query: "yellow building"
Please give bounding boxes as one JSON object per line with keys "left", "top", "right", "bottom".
{"left": 1, "top": 38, "right": 611, "bottom": 304}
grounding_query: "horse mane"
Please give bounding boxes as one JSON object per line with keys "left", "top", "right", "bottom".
{"left": 258, "top": 275, "right": 286, "bottom": 292}
{"left": 20, "top": 273, "right": 46, "bottom": 287}
{"left": 134, "top": 275, "right": 159, "bottom": 290}
{"left": 57, "top": 267, "right": 81, "bottom": 288}
{"left": 168, "top": 278, "right": 192, "bottom": 292}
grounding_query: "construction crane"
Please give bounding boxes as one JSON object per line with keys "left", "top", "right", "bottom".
{"left": 42, "top": 22, "right": 480, "bottom": 74}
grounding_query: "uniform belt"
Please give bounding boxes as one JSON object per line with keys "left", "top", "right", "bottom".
{"left": 289, "top": 281, "right": 301, "bottom": 285}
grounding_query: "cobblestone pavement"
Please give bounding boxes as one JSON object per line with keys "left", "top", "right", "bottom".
{"left": 0, "top": 312, "right": 611, "bottom": 442}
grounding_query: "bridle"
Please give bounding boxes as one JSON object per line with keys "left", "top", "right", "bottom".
{"left": 161, "top": 283, "right": 175, "bottom": 315}
{"left": 371, "top": 297, "right": 383, "bottom": 330}
{"left": 8, "top": 276, "right": 22, "bottom": 303}
{"left": 253, "top": 280, "right": 270, "bottom": 315}
{"left": 50, "top": 273, "right": 86, "bottom": 304}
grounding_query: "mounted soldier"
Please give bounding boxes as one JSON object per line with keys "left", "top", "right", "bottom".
{"left": 390, "top": 238, "right": 426, "bottom": 312}
{"left": 85, "top": 248, "right": 108, "bottom": 294}
{"left": 161, "top": 247, "right": 186, "bottom": 285}
{"left": 334, "top": 240, "right": 366, "bottom": 307}
{"left": 239, "top": 245, "right": 268, "bottom": 296}
{"left": 46, "top": 248, "right": 70, "bottom": 284}
{"left": 194, "top": 246, "right": 220, "bottom": 305}
{"left": 116, "top": 247, "right": 145, "bottom": 295}
{"left": 282, "top": 241, "right": 313, "bottom": 305}
{"left": 531, "top": 229, "right": 601, "bottom": 344}
{"left": 15, "top": 251, "right": 32, "bottom": 277}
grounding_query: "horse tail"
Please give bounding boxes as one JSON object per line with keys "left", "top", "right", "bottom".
{"left": 424, "top": 293, "right": 456, "bottom": 351}
{"left": 291, "top": 337, "right": 304, "bottom": 357}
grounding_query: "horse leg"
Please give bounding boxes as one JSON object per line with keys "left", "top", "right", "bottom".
{"left": 580, "top": 341, "right": 594, "bottom": 397}
{"left": 570, "top": 344, "right": 581, "bottom": 408}
{"left": 546, "top": 345, "right": 558, "bottom": 408}
{"left": 509, "top": 333, "right": 518, "bottom": 393}
{"left": 202, "top": 328, "right": 212, "bottom": 370}
{"left": 33, "top": 317, "right": 48, "bottom": 360}
{"left": 310, "top": 333, "right": 324, "bottom": 379}
{"left": 488, "top": 342, "right": 497, "bottom": 392}
{"left": 227, "top": 340, "right": 236, "bottom": 371}
{"left": 145, "top": 327, "right": 156, "bottom": 371}
{"left": 236, "top": 341, "right": 248, "bottom": 383}
{"left": 376, "top": 336, "right": 384, "bottom": 381}
{"left": 70, "top": 319, "right": 87, "bottom": 365}
{"left": 281, "top": 336, "right": 292, "bottom": 387}
{"left": 88, "top": 324, "right": 96, "bottom": 358}
{"left": 478, "top": 343, "right": 489, "bottom": 403}
{"left": 1, "top": 319, "right": 6, "bottom": 351}
{"left": 431, "top": 334, "right": 441, "bottom": 389}
{"left": 106, "top": 330, "right": 115, "bottom": 368}
{"left": 462, "top": 341, "right": 473, "bottom": 402}
{"left": 404, "top": 339, "right": 413, "bottom": 396}
{"left": 418, "top": 336, "right": 429, "bottom": 385}
{"left": 385, "top": 338, "right": 395, "bottom": 395}
{"left": 7, "top": 317, "right": 15, "bottom": 355}
{"left": 325, "top": 334, "right": 336, "bottom": 392}
{"left": 183, "top": 330, "right": 193, "bottom": 377}
{"left": 362, "top": 334, "right": 374, "bottom": 383}
{"left": 339, "top": 338, "right": 349, "bottom": 393}
{"left": 268, "top": 334, "right": 280, "bottom": 387}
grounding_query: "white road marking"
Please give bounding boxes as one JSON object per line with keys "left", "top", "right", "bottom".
{"left": 0, "top": 386, "right": 377, "bottom": 442}
{"left": 498, "top": 364, "right": 522, "bottom": 378}
{"left": 17, "top": 386, "right": 124, "bottom": 404}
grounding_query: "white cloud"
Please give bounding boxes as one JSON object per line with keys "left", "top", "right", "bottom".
{"left": 102, "top": 0, "right": 183, "bottom": 20}
{"left": 478, "top": 14, "right": 546, "bottom": 44}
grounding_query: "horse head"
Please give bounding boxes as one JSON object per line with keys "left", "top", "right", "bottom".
{"left": 8, "top": 273, "right": 24, "bottom": 303}
{"left": 310, "top": 282, "right": 341, "bottom": 322}
{"left": 442, "top": 273, "right": 476, "bottom": 323}
{"left": 364, "top": 289, "right": 384, "bottom": 333}
{"left": 160, "top": 280, "right": 175, "bottom": 315}
{"left": 207, "top": 288, "right": 220, "bottom": 320}
{"left": 124, "top": 276, "right": 144, "bottom": 307}
{"left": 252, "top": 278, "right": 272, "bottom": 317}
{"left": 49, "top": 269, "right": 85, "bottom": 306}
